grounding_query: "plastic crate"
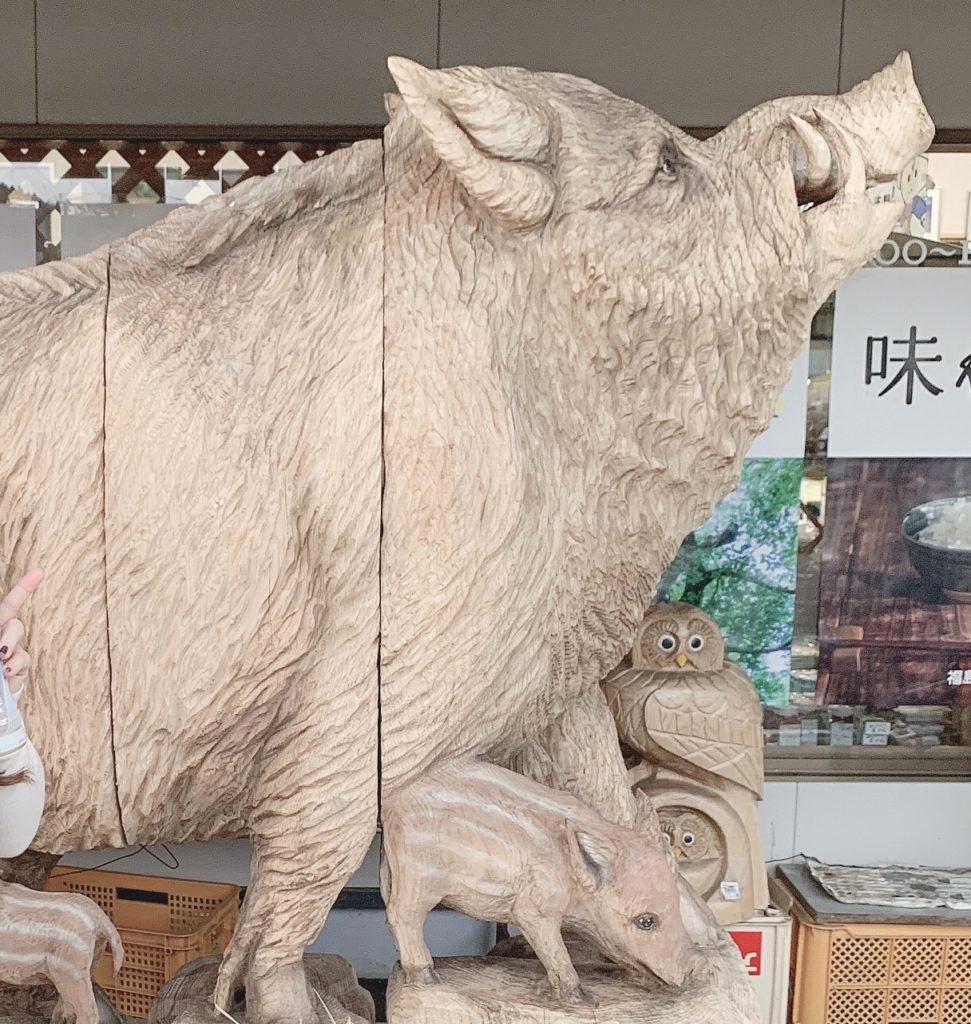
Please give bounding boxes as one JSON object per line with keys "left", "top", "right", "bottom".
{"left": 727, "top": 906, "right": 793, "bottom": 1024}
{"left": 791, "top": 909, "right": 971, "bottom": 1024}
{"left": 45, "top": 867, "right": 239, "bottom": 1019}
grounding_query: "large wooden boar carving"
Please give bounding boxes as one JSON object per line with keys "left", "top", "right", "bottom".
{"left": 0, "top": 54, "right": 931, "bottom": 1023}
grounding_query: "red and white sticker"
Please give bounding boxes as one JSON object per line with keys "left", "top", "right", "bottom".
{"left": 728, "top": 930, "right": 763, "bottom": 977}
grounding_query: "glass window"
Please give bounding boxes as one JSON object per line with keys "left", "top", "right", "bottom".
{"left": 773, "top": 150, "right": 971, "bottom": 777}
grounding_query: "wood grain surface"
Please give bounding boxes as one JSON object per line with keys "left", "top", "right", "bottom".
{"left": 387, "top": 954, "right": 759, "bottom": 1024}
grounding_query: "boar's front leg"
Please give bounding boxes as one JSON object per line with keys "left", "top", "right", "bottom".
{"left": 213, "top": 684, "right": 377, "bottom": 1024}
{"left": 517, "top": 916, "right": 594, "bottom": 1007}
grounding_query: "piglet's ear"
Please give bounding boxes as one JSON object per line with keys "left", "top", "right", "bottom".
{"left": 567, "top": 821, "right": 617, "bottom": 892}
{"left": 634, "top": 791, "right": 667, "bottom": 848}
{"left": 387, "top": 56, "right": 555, "bottom": 233}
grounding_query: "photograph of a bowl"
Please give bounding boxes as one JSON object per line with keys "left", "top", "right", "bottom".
{"left": 902, "top": 497, "right": 971, "bottom": 604}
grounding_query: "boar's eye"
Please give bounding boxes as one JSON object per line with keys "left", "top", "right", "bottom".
{"left": 634, "top": 913, "right": 659, "bottom": 931}
{"left": 654, "top": 140, "right": 682, "bottom": 183}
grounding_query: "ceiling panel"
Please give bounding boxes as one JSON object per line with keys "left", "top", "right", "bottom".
{"left": 0, "top": 0, "right": 36, "bottom": 123}
{"left": 440, "top": 0, "right": 843, "bottom": 128}
{"left": 37, "top": 0, "right": 437, "bottom": 125}
{"left": 842, "top": 0, "right": 971, "bottom": 130}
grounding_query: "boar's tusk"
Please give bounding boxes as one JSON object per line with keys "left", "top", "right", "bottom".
{"left": 789, "top": 113, "right": 838, "bottom": 204}
{"left": 814, "top": 108, "right": 867, "bottom": 195}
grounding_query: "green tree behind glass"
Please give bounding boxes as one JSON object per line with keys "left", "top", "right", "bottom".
{"left": 657, "top": 458, "right": 801, "bottom": 704}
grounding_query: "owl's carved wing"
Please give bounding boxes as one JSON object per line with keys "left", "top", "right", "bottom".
{"left": 605, "top": 663, "right": 764, "bottom": 797}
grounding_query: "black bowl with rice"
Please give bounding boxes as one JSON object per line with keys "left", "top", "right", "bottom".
{"left": 902, "top": 496, "right": 971, "bottom": 603}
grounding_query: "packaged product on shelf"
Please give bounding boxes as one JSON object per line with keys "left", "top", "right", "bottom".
{"left": 827, "top": 706, "right": 857, "bottom": 746}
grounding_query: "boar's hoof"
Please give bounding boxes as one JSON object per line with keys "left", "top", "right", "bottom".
{"left": 552, "top": 983, "right": 597, "bottom": 1008}
{"left": 403, "top": 966, "right": 441, "bottom": 987}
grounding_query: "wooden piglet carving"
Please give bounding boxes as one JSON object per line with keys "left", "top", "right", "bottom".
{"left": 380, "top": 758, "right": 700, "bottom": 1006}
{"left": 0, "top": 881, "right": 124, "bottom": 1024}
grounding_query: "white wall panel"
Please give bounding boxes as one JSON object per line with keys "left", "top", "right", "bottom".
{"left": 760, "top": 781, "right": 799, "bottom": 864}
{"left": 792, "top": 781, "right": 971, "bottom": 867}
{"left": 60, "top": 203, "right": 175, "bottom": 256}
{"left": 0, "top": 206, "right": 36, "bottom": 271}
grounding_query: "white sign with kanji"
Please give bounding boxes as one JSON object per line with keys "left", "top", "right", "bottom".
{"left": 829, "top": 268, "right": 971, "bottom": 457}
{"left": 747, "top": 344, "right": 809, "bottom": 459}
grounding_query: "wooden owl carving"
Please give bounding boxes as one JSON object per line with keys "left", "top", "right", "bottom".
{"left": 603, "top": 602, "right": 768, "bottom": 925}
{"left": 657, "top": 806, "right": 727, "bottom": 901}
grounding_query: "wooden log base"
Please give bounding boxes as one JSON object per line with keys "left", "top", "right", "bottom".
{"left": 0, "top": 981, "right": 127, "bottom": 1024}
{"left": 147, "top": 955, "right": 374, "bottom": 1024}
{"left": 387, "top": 957, "right": 754, "bottom": 1024}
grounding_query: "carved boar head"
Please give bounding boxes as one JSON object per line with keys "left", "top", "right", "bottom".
{"left": 389, "top": 52, "right": 930, "bottom": 298}
{"left": 387, "top": 54, "right": 933, "bottom": 524}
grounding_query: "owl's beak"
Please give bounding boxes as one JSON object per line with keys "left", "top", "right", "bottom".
{"left": 673, "top": 846, "right": 685, "bottom": 860}
{"left": 676, "top": 653, "right": 688, "bottom": 669}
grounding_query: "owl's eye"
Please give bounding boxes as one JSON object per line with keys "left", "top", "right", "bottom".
{"left": 681, "top": 832, "right": 696, "bottom": 847}
{"left": 633, "top": 913, "right": 659, "bottom": 932}
{"left": 687, "top": 634, "right": 705, "bottom": 652}
{"left": 657, "top": 633, "right": 677, "bottom": 653}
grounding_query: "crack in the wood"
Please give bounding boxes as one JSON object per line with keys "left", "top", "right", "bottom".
{"left": 100, "top": 248, "right": 127, "bottom": 845}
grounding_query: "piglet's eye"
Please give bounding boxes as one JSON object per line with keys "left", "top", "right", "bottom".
{"left": 634, "top": 913, "right": 658, "bottom": 931}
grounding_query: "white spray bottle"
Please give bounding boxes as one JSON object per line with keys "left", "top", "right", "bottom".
{"left": 0, "top": 659, "right": 27, "bottom": 761}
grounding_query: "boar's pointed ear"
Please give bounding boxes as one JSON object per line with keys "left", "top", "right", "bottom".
{"left": 387, "top": 55, "right": 555, "bottom": 233}
{"left": 566, "top": 821, "right": 616, "bottom": 893}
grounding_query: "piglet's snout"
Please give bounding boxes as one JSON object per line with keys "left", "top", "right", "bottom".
{"left": 651, "top": 962, "right": 688, "bottom": 988}
{"left": 647, "top": 943, "right": 703, "bottom": 988}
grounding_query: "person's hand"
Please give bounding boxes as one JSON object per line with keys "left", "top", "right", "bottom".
{"left": 0, "top": 567, "right": 45, "bottom": 702}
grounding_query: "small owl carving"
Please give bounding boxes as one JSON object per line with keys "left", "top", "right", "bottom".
{"left": 604, "top": 602, "right": 768, "bottom": 923}
{"left": 605, "top": 602, "right": 763, "bottom": 798}
{"left": 657, "top": 806, "right": 727, "bottom": 900}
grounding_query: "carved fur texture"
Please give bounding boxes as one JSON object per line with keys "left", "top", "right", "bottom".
{"left": 0, "top": 53, "right": 932, "bottom": 1024}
